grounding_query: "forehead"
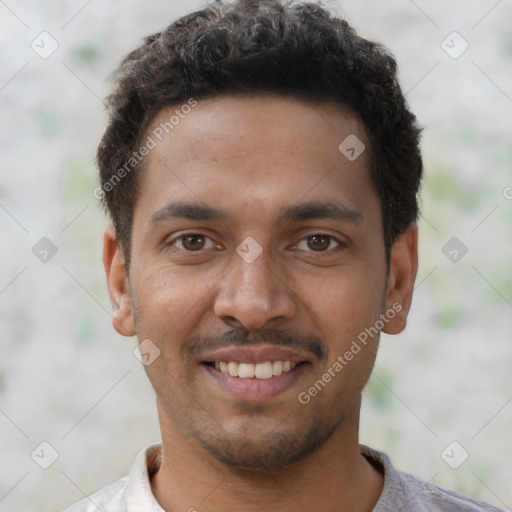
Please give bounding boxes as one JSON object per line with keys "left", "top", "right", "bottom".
{"left": 135, "top": 95, "right": 377, "bottom": 224}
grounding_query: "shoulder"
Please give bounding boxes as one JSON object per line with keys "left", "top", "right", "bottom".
{"left": 362, "top": 446, "right": 504, "bottom": 512}
{"left": 61, "top": 477, "right": 128, "bottom": 512}
{"left": 390, "top": 471, "right": 503, "bottom": 512}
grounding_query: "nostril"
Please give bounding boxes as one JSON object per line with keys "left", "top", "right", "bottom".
{"left": 219, "top": 315, "right": 246, "bottom": 329}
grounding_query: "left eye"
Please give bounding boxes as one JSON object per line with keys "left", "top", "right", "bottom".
{"left": 295, "top": 234, "right": 340, "bottom": 252}
{"left": 171, "top": 234, "right": 217, "bottom": 251}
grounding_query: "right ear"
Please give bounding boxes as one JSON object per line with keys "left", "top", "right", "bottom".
{"left": 103, "top": 225, "right": 136, "bottom": 337}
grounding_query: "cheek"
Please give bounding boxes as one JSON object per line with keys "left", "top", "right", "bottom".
{"left": 301, "top": 267, "right": 385, "bottom": 351}
{"left": 132, "top": 264, "right": 211, "bottom": 341}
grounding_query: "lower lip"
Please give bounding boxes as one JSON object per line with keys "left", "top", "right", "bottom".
{"left": 202, "top": 363, "right": 308, "bottom": 401}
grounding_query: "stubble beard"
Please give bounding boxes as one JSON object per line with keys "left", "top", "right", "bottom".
{"left": 171, "top": 400, "right": 346, "bottom": 469}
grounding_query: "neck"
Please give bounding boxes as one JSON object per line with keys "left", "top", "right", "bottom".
{"left": 151, "top": 406, "right": 383, "bottom": 512}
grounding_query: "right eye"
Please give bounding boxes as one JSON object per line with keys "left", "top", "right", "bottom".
{"left": 168, "top": 233, "right": 217, "bottom": 252}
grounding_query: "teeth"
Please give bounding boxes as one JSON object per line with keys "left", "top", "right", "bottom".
{"left": 272, "top": 361, "right": 283, "bottom": 376}
{"left": 254, "top": 362, "right": 273, "bottom": 379}
{"left": 227, "top": 362, "right": 239, "bottom": 377}
{"left": 238, "top": 363, "right": 255, "bottom": 378}
{"left": 213, "top": 360, "right": 299, "bottom": 379}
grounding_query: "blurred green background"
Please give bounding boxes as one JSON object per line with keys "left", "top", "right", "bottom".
{"left": 0, "top": 1, "right": 510, "bottom": 510}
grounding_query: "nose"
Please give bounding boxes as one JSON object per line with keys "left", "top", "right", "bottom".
{"left": 213, "top": 250, "right": 297, "bottom": 330}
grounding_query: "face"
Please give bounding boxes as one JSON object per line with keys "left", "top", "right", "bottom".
{"left": 104, "top": 95, "right": 417, "bottom": 468}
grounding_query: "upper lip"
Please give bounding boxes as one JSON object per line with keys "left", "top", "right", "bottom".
{"left": 201, "top": 345, "right": 312, "bottom": 365}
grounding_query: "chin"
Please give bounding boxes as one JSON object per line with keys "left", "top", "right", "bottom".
{"left": 191, "top": 418, "right": 340, "bottom": 469}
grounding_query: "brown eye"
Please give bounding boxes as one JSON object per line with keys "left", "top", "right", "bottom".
{"left": 306, "top": 235, "right": 332, "bottom": 251}
{"left": 166, "top": 232, "right": 220, "bottom": 257}
{"left": 181, "top": 234, "right": 206, "bottom": 251}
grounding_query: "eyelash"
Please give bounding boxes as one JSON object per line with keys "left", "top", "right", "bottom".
{"left": 169, "top": 234, "right": 219, "bottom": 252}
{"left": 293, "top": 234, "right": 342, "bottom": 253}
{"left": 166, "top": 233, "right": 344, "bottom": 254}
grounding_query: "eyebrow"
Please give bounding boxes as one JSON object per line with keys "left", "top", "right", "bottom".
{"left": 150, "top": 201, "right": 228, "bottom": 225}
{"left": 149, "top": 199, "right": 363, "bottom": 226}
{"left": 277, "top": 200, "right": 363, "bottom": 224}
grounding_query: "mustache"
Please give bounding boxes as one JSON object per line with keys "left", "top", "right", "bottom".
{"left": 186, "top": 328, "right": 326, "bottom": 360}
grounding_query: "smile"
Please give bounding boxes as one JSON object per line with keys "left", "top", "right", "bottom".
{"left": 200, "top": 345, "right": 312, "bottom": 399}
{"left": 207, "top": 361, "right": 299, "bottom": 379}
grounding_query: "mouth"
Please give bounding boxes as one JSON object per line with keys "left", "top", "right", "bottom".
{"left": 200, "top": 346, "right": 312, "bottom": 400}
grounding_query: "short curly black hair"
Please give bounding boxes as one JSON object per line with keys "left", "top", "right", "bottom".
{"left": 97, "top": 0, "right": 422, "bottom": 268}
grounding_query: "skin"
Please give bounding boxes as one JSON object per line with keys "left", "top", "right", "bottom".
{"left": 104, "top": 95, "right": 418, "bottom": 512}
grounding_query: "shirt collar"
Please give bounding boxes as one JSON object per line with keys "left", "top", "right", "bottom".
{"left": 123, "top": 443, "right": 391, "bottom": 511}
{"left": 124, "top": 444, "right": 165, "bottom": 512}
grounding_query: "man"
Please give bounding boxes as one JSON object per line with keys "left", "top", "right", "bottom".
{"left": 64, "top": 0, "right": 503, "bottom": 510}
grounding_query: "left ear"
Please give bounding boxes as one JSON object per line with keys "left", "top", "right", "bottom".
{"left": 382, "top": 222, "right": 418, "bottom": 335}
